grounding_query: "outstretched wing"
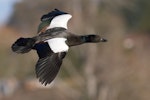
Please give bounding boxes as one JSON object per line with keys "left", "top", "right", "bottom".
{"left": 33, "top": 42, "right": 66, "bottom": 86}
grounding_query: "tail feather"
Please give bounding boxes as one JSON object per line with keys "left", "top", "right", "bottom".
{"left": 11, "top": 38, "right": 36, "bottom": 53}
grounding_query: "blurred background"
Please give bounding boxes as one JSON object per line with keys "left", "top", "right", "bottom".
{"left": 0, "top": 0, "right": 150, "bottom": 100}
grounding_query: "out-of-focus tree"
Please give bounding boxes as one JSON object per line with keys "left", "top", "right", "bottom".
{"left": 121, "top": 0, "right": 150, "bottom": 33}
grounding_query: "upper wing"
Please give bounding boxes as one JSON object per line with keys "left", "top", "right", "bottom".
{"left": 33, "top": 42, "right": 66, "bottom": 86}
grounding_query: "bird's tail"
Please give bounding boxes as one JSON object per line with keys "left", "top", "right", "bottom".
{"left": 11, "top": 37, "right": 36, "bottom": 53}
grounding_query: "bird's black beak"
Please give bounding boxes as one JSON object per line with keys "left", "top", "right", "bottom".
{"left": 100, "top": 38, "right": 107, "bottom": 42}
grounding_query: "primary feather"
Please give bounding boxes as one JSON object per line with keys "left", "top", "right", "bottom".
{"left": 36, "top": 52, "right": 66, "bottom": 86}
{"left": 33, "top": 42, "right": 67, "bottom": 86}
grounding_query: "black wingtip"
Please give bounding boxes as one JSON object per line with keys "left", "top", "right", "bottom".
{"left": 41, "top": 9, "right": 68, "bottom": 21}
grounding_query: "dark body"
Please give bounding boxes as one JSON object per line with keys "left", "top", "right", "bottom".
{"left": 33, "top": 27, "right": 105, "bottom": 46}
{"left": 12, "top": 27, "right": 107, "bottom": 85}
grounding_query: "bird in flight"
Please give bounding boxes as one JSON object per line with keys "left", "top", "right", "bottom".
{"left": 11, "top": 9, "right": 107, "bottom": 86}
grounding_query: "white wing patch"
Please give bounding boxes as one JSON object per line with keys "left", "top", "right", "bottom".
{"left": 45, "top": 38, "right": 69, "bottom": 53}
{"left": 46, "top": 14, "right": 72, "bottom": 29}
